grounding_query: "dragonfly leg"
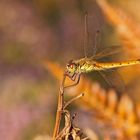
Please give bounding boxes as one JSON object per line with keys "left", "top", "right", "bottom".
{"left": 71, "top": 73, "right": 78, "bottom": 81}
{"left": 64, "top": 73, "right": 81, "bottom": 89}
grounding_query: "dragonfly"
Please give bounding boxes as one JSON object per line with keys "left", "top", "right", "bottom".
{"left": 64, "top": 13, "right": 140, "bottom": 92}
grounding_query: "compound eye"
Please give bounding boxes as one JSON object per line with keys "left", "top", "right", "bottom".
{"left": 70, "top": 64, "right": 73, "bottom": 69}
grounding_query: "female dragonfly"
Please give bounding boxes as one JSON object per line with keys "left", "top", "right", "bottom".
{"left": 64, "top": 14, "right": 140, "bottom": 91}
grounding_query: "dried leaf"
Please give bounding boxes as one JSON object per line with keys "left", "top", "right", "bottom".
{"left": 96, "top": 0, "right": 140, "bottom": 52}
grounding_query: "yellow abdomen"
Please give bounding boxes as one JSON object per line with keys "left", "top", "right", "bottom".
{"left": 78, "top": 59, "right": 140, "bottom": 73}
{"left": 97, "top": 59, "right": 140, "bottom": 70}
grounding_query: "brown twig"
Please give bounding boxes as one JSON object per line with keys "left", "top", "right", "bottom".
{"left": 63, "top": 93, "right": 85, "bottom": 109}
{"left": 55, "top": 110, "right": 71, "bottom": 139}
{"left": 52, "top": 73, "right": 85, "bottom": 140}
{"left": 52, "top": 74, "right": 66, "bottom": 140}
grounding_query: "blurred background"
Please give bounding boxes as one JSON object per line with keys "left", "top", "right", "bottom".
{"left": 0, "top": 0, "right": 140, "bottom": 139}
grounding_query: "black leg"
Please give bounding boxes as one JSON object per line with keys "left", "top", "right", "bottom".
{"left": 64, "top": 73, "right": 81, "bottom": 89}
{"left": 71, "top": 73, "right": 77, "bottom": 81}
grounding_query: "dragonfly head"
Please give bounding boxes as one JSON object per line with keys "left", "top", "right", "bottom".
{"left": 66, "top": 60, "right": 78, "bottom": 77}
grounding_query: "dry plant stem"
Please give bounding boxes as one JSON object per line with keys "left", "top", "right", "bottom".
{"left": 52, "top": 74, "right": 66, "bottom": 140}
{"left": 55, "top": 110, "right": 71, "bottom": 139}
{"left": 63, "top": 93, "right": 84, "bottom": 109}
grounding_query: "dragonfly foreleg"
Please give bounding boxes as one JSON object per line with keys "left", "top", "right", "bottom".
{"left": 64, "top": 73, "right": 81, "bottom": 89}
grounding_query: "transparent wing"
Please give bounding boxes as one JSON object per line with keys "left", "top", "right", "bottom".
{"left": 98, "top": 69, "right": 125, "bottom": 93}
{"left": 91, "top": 45, "right": 123, "bottom": 60}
